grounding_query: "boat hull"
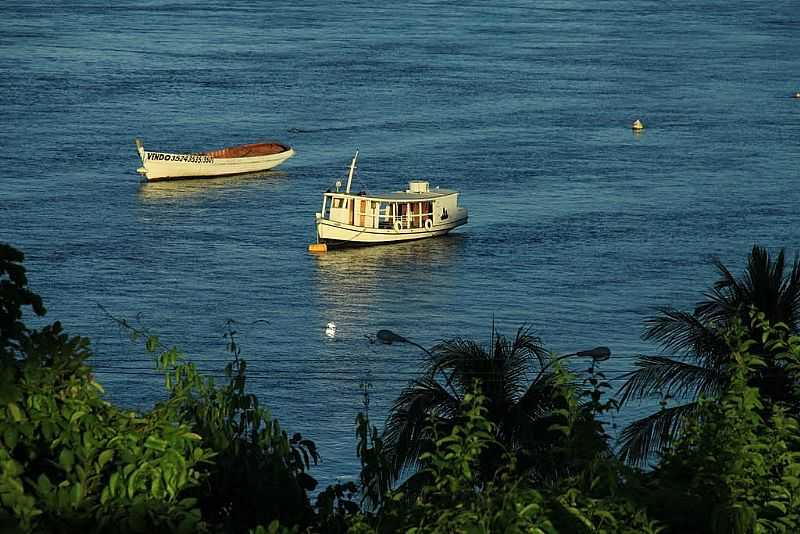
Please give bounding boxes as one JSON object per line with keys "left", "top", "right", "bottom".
{"left": 315, "top": 215, "right": 468, "bottom": 247}
{"left": 137, "top": 148, "right": 295, "bottom": 181}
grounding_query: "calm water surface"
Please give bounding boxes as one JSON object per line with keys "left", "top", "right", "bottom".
{"left": 2, "top": 1, "right": 798, "bottom": 484}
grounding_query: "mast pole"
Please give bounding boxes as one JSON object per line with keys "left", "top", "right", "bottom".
{"left": 345, "top": 150, "right": 359, "bottom": 193}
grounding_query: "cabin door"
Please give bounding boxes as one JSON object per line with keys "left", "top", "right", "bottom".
{"left": 359, "top": 199, "right": 367, "bottom": 227}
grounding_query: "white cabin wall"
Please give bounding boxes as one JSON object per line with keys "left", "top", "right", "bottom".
{"left": 329, "top": 196, "right": 350, "bottom": 223}
{"left": 435, "top": 195, "right": 458, "bottom": 222}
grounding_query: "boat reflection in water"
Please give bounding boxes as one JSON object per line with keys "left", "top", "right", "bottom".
{"left": 311, "top": 235, "right": 467, "bottom": 343}
{"left": 137, "top": 170, "right": 289, "bottom": 203}
{"left": 310, "top": 235, "right": 467, "bottom": 423}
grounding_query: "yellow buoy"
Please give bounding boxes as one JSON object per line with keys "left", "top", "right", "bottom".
{"left": 631, "top": 119, "right": 645, "bottom": 130}
{"left": 308, "top": 243, "right": 327, "bottom": 253}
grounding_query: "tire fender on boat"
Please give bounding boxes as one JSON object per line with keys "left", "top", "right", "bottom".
{"left": 394, "top": 220, "right": 403, "bottom": 231}
{"left": 424, "top": 219, "right": 433, "bottom": 230}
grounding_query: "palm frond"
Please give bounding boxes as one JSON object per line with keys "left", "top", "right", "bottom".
{"left": 709, "top": 253, "right": 744, "bottom": 304}
{"left": 744, "top": 246, "right": 786, "bottom": 321}
{"left": 706, "top": 247, "right": 800, "bottom": 327}
{"left": 427, "top": 337, "right": 486, "bottom": 390}
{"left": 507, "top": 325, "right": 549, "bottom": 365}
{"left": 427, "top": 328, "right": 544, "bottom": 405}
{"left": 381, "top": 375, "right": 460, "bottom": 479}
{"left": 503, "top": 325, "right": 548, "bottom": 399}
{"left": 617, "top": 356, "right": 723, "bottom": 404}
{"left": 697, "top": 256, "right": 740, "bottom": 323}
{"left": 617, "top": 402, "right": 699, "bottom": 467}
{"left": 506, "top": 372, "right": 567, "bottom": 446}
{"left": 643, "top": 308, "right": 728, "bottom": 361}
{"left": 781, "top": 254, "right": 800, "bottom": 330}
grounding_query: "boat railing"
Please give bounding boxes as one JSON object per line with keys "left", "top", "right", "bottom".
{"left": 374, "top": 211, "right": 433, "bottom": 229}
{"left": 321, "top": 195, "right": 435, "bottom": 229}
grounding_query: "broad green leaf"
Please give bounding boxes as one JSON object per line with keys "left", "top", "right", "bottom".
{"left": 36, "top": 474, "right": 52, "bottom": 495}
{"left": 766, "top": 501, "right": 787, "bottom": 514}
{"left": 146, "top": 335, "right": 159, "bottom": 352}
{"left": 69, "top": 410, "right": 86, "bottom": 424}
{"left": 109, "top": 472, "right": 120, "bottom": 496}
{"left": 7, "top": 403, "right": 23, "bottom": 422}
{"left": 98, "top": 449, "right": 114, "bottom": 469}
{"left": 128, "top": 466, "right": 145, "bottom": 498}
{"left": 58, "top": 449, "right": 75, "bottom": 472}
{"left": 3, "top": 428, "right": 19, "bottom": 449}
{"left": 72, "top": 482, "right": 82, "bottom": 506}
{"left": 144, "top": 436, "right": 167, "bottom": 452}
{"left": 150, "top": 474, "right": 162, "bottom": 497}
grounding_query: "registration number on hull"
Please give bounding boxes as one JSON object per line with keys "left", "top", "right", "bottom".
{"left": 147, "top": 152, "right": 213, "bottom": 164}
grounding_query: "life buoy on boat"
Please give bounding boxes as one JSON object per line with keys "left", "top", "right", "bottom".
{"left": 394, "top": 220, "right": 403, "bottom": 231}
{"left": 424, "top": 219, "right": 433, "bottom": 231}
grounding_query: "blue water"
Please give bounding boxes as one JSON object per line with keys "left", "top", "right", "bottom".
{"left": 2, "top": 1, "right": 798, "bottom": 486}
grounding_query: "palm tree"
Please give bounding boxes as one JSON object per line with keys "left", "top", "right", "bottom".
{"left": 381, "top": 325, "right": 609, "bottom": 484}
{"left": 618, "top": 245, "right": 800, "bottom": 465}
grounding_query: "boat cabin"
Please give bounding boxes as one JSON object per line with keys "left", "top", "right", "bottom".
{"left": 319, "top": 180, "right": 460, "bottom": 230}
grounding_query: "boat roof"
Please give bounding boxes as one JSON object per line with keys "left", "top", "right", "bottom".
{"left": 326, "top": 188, "right": 459, "bottom": 202}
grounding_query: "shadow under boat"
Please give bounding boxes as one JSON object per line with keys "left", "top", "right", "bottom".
{"left": 137, "top": 169, "right": 289, "bottom": 202}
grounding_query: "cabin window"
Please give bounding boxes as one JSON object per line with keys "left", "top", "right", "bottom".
{"left": 333, "top": 198, "right": 343, "bottom": 208}
{"left": 423, "top": 201, "right": 433, "bottom": 226}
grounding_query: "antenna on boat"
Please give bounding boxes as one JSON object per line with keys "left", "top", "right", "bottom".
{"left": 345, "top": 150, "right": 359, "bottom": 194}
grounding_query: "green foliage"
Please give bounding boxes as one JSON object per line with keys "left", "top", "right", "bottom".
{"left": 648, "top": 312, "right": 800, "bottom": 533}
{"left": 118, "top": 318, "right": 320, "bottom": 532}
{"left": 248, "top": 520, "right": 302, "bottom": 534}
{"left": 0, "top": 245, "right": 45, "bottom": 348}
{"left": 619, "top": 245, "right": 800, "bottom": 464}
{"left": 525, "top": 361, "right": 662, "bottom": 533}
{"left": 381, "top": 325, "right": 613, "bottom": 487}
{"left": 549, "top": 488, "right": 664, "bottom": 534}
{"left": 314, "top": 479, "right": 360, "bottom": 533}
{"left": 377, "top": 389, "right": 556, "bottom": 533}
{"left": 5, "top": 241, "right": 800, "bottom": 534}
{"left": 358, "top": 387, "right": 658, "bottom": 533}
{"left": 0, "top": 244, "right": 213, "bottom": 533}
{"left": 0, "top": 244, "right": 45, "bottom": 405}
{"left": 355, "top": 382, "right": 392, "bottom": 511}
{"left": 1, "top": 244, "right": 320, "bottom": 533}
{"left": 534, "top": 357, "right": 618, "bottom": 488}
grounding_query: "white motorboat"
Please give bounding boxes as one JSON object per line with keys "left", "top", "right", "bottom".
{"left": 313, "top": 152, "right": 468, "bottom": 248}
{"left": 134, "top": 138, "right": 294, "bottom": 181}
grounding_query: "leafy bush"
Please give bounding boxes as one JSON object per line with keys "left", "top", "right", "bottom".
{"left": 0, "top": 244, "right": 213, "bottom": 533}
{"left": 353, "top": 383, "right": 659, "bottom": 533}
{"left": 0, "top": 244, "right": 320, "bottom": 533}
{"left": 648, "top": 312, "right": 800, "bottom": 533}
{"left": 4, "top": 241, "right": 799, "bottom": 534}
{"left": 131, "top": 321, "right": 319, "bottom": 531}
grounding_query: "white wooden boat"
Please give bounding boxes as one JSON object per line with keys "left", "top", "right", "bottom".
{"left": 134, "top": 138, "right": 294, "bottom": 181}
{"left": 314, "top": 152, "right": 468, "bottom": 247}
